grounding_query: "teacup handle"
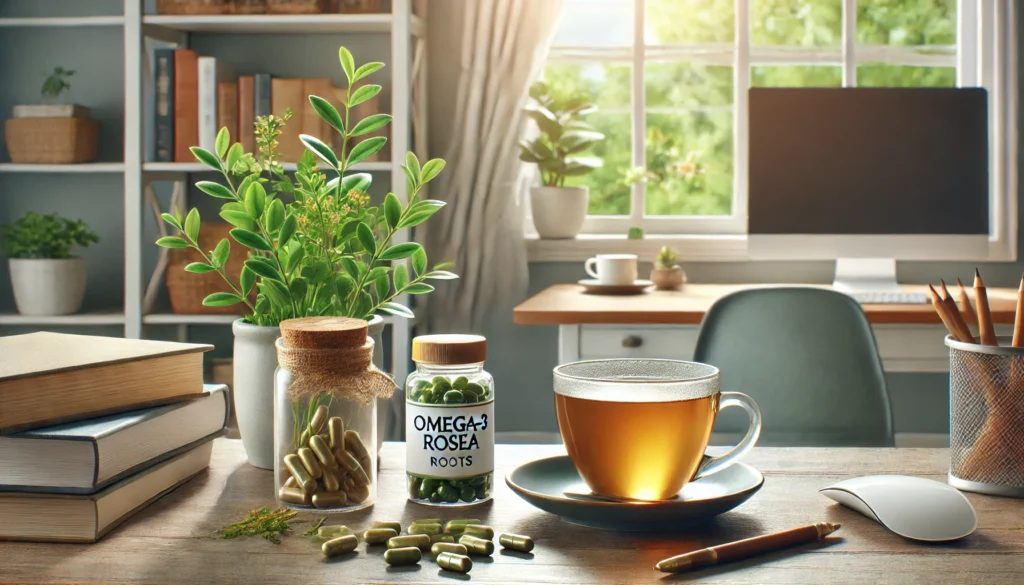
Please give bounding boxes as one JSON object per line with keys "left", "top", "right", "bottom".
{"left": 693, "top": 392, "right": 762, "bottom": 481}
{"left": 584, "top": 257, "right": 599, "bottom": 279}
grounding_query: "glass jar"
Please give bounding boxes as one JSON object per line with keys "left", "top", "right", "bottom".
{"left": 274, "top": 317, "right": 396, "bottom": 512}
{"left": 405, "top": 335, "right": 494, "bottom": 506}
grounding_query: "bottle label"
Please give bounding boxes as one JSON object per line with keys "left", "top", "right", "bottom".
{"left": 406, "top": 399, "right": 494, "bottom": 478}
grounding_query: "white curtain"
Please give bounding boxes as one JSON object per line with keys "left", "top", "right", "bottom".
{"left": 424, "top": 0, "right": 563, "bottom": 332}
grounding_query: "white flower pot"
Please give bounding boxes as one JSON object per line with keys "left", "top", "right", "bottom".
{"left": 232, "top": 319, "right": 281, "bottom": 469}
{"left": 531, "top": 185, "right": 589, "bottom": 239}
{"left": 8, "top": 257, "right": 87, "bottom": 316}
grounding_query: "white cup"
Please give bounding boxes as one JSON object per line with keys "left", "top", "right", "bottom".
{"left": 585, "top": 254, "right": 638, "bottom": 285}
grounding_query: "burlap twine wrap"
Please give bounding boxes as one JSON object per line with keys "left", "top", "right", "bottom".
{"left": 275, "top": 337, "right": 397, "bottom": 406}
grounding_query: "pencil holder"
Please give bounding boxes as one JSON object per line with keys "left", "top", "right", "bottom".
{"left": 946, "top": 336, "right": 1024, "bottom": 497}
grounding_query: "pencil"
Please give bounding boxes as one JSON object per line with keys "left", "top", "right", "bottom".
{"left": 929, "top": 284, "right": 966, "bottom": 342}
{"left": 1013, "top": 275, "right": 1024, "bottom": 347}
{"left": 655, "top": 522, "right": 841, "bottom": 574}
{"left": 941, "top": 280, "right": 975, "bottom": 343}
{"left": 974, "top": 269, "right": 998, "bottom": 346}
{"left": 957, "top": 278, "right": 978, "bottom": 329}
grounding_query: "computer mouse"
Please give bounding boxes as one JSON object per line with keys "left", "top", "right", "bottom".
{"left": 820, "top": 475, "right": 977, "bottom": 542}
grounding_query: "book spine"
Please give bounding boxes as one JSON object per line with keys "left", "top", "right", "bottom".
{"left": 254, "top": 74, "right": 272, "bottom": 119}
{"left": 218, "top": 81, "right": 239, "bottom": 151}
{"left": 155, "top": 49, "right": 175, "bottom": 162}
{"left": 197, "top": 57, "right": 217, "bottom": 153}
{"left": 237, "top": 76, "right": 255, "bottom": 153}
{"left": 173, "top": 49, "right": 199, "bottom": 163}
{"left": 271, "top": 78, "right": 306, "bottom": 163}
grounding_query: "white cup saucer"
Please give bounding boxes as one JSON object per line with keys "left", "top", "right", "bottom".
{"left": 578, "top": 279, "right": 654, "bottom": 295}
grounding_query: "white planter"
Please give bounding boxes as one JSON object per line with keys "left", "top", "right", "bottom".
{"left": 8, "top": 257, "right": 87, "bottom": 316}
{"left": 232, "top": 319, "right": 281, "bottom": 470}
{"left": 531, "top": 185, "right": 589, "bottom": 239}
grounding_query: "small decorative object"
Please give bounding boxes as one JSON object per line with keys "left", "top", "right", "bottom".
{"left": 220, "top": 506, "right": 297, "bottom": 543}
{"left": 627, "top": 226, "right": 644, "bottom": 240}
{"left": 155, "top": 46, "right": 456, "bottom": 469}
{"left": 406, "top": 335, "right": 494, "bottom": 506}
{"left": 274, "top": 317, "right": 397, "bottom": 512}
{"left": 1, "top": 212, "right": 99, "bottom": 316}
{"left": 651, "top": 246, "right": 686, "bottom": 291}
{"left": 519, "top": 81, "right": 605, "bottom": 240}
{"left": 4, "top": 67, "right": 99, "bottom": 164}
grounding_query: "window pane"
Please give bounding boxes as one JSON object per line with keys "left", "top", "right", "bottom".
{"left": 752, "top": 65, "right": 842, "bottom": 87}
{"left": 857, "top": 0, "right": 956, "bottom": 46}
{"left": 569, "top": 113, "right": 632, "bottom": 216}
{"left": 644, "top": 112, "right": 733, "bottom": 216}
{"left": 554, "top": 0, "right": 632, "bottom": 47}
{"left": 646, "top": 63, "right": 733, "bottom": 108}
{"left": 752, "top": 0, "right": 842, "bottom": 46}
{"left": 543, "top": 62, "right": 630, "bottom": 111}
{"left": 857, "top": 64, "right": 956, "bottom": 87}
{"left": 646, "top": 0, "right": 734, "bottom": 44}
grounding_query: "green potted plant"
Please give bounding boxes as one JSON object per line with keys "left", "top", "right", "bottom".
{"left": 651, "top": 246, "right": 686, "bottom": 291}
{"left": 519, "top": 81, "right": 604, "bottom": 239}
{"left": 156, "top": 46, "right": 454, "bottom": 469}
{"left": 5, "top": 67, "right": 99, "bottom": 164}
{"left": 1, "top": 212, "right": 99, "bottom": 315}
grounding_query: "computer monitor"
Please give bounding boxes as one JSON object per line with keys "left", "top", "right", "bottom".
{"left": 748, "top": 87, "right": 989, "bottom": 292}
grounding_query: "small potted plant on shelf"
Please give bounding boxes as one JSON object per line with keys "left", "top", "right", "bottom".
{"left": 4, "top": 67, "right": 99, "bottom": 164}
{"left": 651, "top": 246, "right": 686, "bottom": 291}
{"left": 519, "top": 81, "right": 604, "bottom": 240}
{"left": 1, "top": 212, "right": 99, "bottom": 316}
{"left": 156, "top": 46, "right": 455, "bottom": 469}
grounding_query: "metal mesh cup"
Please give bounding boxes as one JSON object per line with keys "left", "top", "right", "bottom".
{"left": 946, "top": 336, "right": 1024, "bottom": 497}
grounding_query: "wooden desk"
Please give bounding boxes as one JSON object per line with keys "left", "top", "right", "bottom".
{"left": 2, "top": 439, "right": 1022, "bottom": 584}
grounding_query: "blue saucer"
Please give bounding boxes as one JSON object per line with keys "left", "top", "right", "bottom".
{"left": 505, "top": 455, "right": 763, "bottom": 531}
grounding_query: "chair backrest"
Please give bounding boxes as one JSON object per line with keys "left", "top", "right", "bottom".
{"left": 694, "top": 287, "right": 894, "bottom": 447}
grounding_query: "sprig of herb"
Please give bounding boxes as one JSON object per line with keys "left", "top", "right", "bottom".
{"left": 221, "top": 506, "right": 298, "bottom": 544}
{"left": 304, "top": 516, "right": 327, "bottom": 537}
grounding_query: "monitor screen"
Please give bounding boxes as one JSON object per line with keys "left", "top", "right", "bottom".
{"left": 748, "top": 88, "right": 989, "bottom": 236}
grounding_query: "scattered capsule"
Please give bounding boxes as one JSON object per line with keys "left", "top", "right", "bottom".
{"left": 309, "top": 405, "right": 329, "bottom": 435}
{"left": 363, "top": 528, "right": 399, "bottom": 544}
{"left": 297, "top": 448, "right": 323, "bottom": 479}
{"left": 387, "top": 534, "right": 431, "bottom": 550}
{"left": 283, "top": 454, "right": 316, "bottom": 494}
{"left": 463, "top": 524, "right": 495, "bottom": 540}
{"left": 384, "top": 546, "right": 422, "bottom": 566}
{"left": 311, "top": 491, "right": 347, "bottom": 509}
{"left": 371, "top": 520, "right": 402, "bottom": 533}
{"left": 411, "top": 518, "right": 442, "bottom": 526}
{"left": 277, "top": 486, "right": 311, "bottom": 506}
{"left": 443, "top": 519, "right": 480, "bottom": 534}
{"left": 459, "top": 534, "right": 495, "bottom": 556}
{"left": 431, "top": 542, "right": 468, "bottom": 556}
{"left": 318, "top": 525, "right": 353, "bottom": 539}
{"left": 321, "top": 534, "right": 358, "bottom": 558}
{"left": 430, "top": 534, "right": 455, "bottom": 544}
{"left": 328, "top": 416, "right": 345, "bottom": 450}
{"left": 499, "top": 533, "right": 535, "bottom": 553}
{"left": 436, "top": 552, "right": 473, "bottom": 573}
{"left": 409, "top": 522, "right": 442, "bottom": 536}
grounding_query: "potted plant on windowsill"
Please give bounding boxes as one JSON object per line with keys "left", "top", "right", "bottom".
{"left": 4, "top": 67, "right": 100, "bottom": 164}
{"left": 156, "top": 46, "right": 455, "bottom": 469}
{"left": 519, "top": 81, "right": 605, "bottom": 240}
{"left": 1, "top": 212, "right": 99, "bottom": 315}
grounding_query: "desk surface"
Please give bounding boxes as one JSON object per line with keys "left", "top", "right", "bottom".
{"left": 514, "top": 283, "right": 1020, "bottom": 325}
{"left": 3, "top": 439, "right": 1022, "bottom": 584}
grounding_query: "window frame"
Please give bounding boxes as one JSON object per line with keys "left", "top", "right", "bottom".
{"left": 531, "top": 0, "right": 1017, "bottom": 263}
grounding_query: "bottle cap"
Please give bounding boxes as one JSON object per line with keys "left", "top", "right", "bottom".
{"left": 279, "top": 317, "right": 368, "bottom": 349}
{"left": 412, "top": 334, "right": 486, "bottom": 365}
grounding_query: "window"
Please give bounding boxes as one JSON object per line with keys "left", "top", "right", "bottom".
{"left": 542, "top": 0, "right": 1017, "bottom": 258}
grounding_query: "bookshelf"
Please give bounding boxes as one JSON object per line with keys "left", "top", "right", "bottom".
{"left": 0, "top": 0, "right": 428, "bottom": 386}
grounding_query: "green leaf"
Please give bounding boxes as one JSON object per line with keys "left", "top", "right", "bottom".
{"left": 230, "top": 228, "right": 273, "bottom": 251}
{"left": 215, "top": 127, "right": 230, "bottom": 159}
{"left": 190, "top": 146, "right": 221, "bottom": 171}
{"left": 240, "top": 265, "right": 256, "bottom": 296}
{"left": 404, "top": 282, "right": 435, "bottom": 294}
{"left": 262, "top": 279, "right": 291, "bottom": 307}
{"left": 347, "top": 136, "right": 386, "bottom": 166}
{"left": 353, "top": 61, "right": 384, "bottom": 82}
{"left": 347, "top": 84, "right": 381, "bottom": 108}
{"left": 184, "top": 262, "right": 216, "bottom": 274}
{"left": 197, "top": 181, "right": 235, "bottom": 200}
{"left": 383, "top": 192, "right": 401, "bottom": 230}
{"left": 379, "top": 302, "right": 415, "bottom": 319}
{"left": 401, "top": 163, "right": 418, "bottom": 193}
{"left": 266, "top": 199, "right": 285, "bottom": 233}
{"left": 340, "top": 257, "right": 360, "bottom": 279}
{"left": 524, "top": 102, "right": 560, "bottom": 138}
{"left": 405, "top": 151, "right": 421, "bottom": 179}
{"left": 356, "top": 223, "right": 376, "bottom": 255}
{"left": 156, "top": 236, "right": 189, "bottom": 249}
{"left": 335, "top": 274, "right": 355, "bottom": 298}
{"left": 354, "top": 290, "right": 374, "bottom": 319}
{"left": 161, "top": 213, "right": 182, "bottom": 231}
{"left": 226, "top": 142, "right": 243, "bottom": 171}
{"left": 398, "top": 200, "right": 446, "bottom": 228}
{"left": 220, "top": 210, "right": 256, "bottom": 231}
{"left": 338, "top": 47, "right": 355, "bottom": 83}
{"left": 284, "top": 245, "right": 305, "bottom": 275}
{"left": 374, "top": 272, "right": 389, "bottom": 300}
{"left": 559, "top": 130, "right": 605, "bottom": 154}
{"left": 277, "top": 214, "right": 297, "bottom": 247}
{"left": 245, "top": 182, "right": 266, "bottom": 219}
{"left": 212, "top": 238, "right": 230, "bottom": 268}
{"left": 393, "top": 263, "right": 409, "bottom": 290}
{"left": 379, "top": 242, "right": 421, "bottom": 261}
{"left": 300, "top": 134, "right": 339, "bottom": 168}
{"left": 203, "top": 292, "right": 243, "bottom": 307}
{"left": 184, "top": 208, "right": 200, "bottom": 242}
{"left": 308, "top": 95, "right": 344, "bottom": 134}
{"left": 425, "top": 270, "right": 459, "bottom": 280}
{"left": 349, "top": 113, "right": 392, "bottom": 137}
{"left": 290, "top": 277, "right": 308, "bottom": 302}
{"left": 411, "top": 246, "right": 427, "bottom": 275}
{"left": 339, "top": 173, "right": 372, "bottom": 194}
{"left": 245, "top": 257, "right": 283, "bottom": 281}
{"left": 562, "top": 157, "right": 602, "bottom": 176}
{"left": 420, "top": 159, "right": 446, "bottom": 183}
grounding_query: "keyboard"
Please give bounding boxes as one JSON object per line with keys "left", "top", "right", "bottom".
{"left": 846, "top": 291, "right": 930, "bottom": 305}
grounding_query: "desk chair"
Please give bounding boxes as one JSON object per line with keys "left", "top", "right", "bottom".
{"left": 694, "top": 287, "right": 894, "bottom": 447}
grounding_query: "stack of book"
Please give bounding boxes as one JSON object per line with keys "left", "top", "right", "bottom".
{"left": 153, "top": 49, "right": 387, "bottom": 163}
{"left": 0, "top": 332, "right": 228, "bottom": 543}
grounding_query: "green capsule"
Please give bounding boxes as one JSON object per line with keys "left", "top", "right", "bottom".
{"left": 443, "top": 390, "right": 465, "bottom": 404}
{"left": 422, "top": 479, "right": 441, "bottom": 493}
{"left": 363, "top": 528, "right": 399, "bottom": 544}
{"left": 465, "top": 382, "right": 485, "bottom": 398}
{"left": 436, "top": 552, "right": 473, "bottom": 573}
{"left": 431, "top": 376, "right": 451, "bottom": 387}
{"left": 437, "top": 483, "right": 456, "bottom": 500}
{"left": 444, "top": 490, "right": 460, "bottom": 503}
{"left": 384, "top": 546, "right": 422, "bottom": 566}
{"left": 417, "top": 481, "right": 433, "bottom": 500}
{"left": 462, "top": 393, "right": 478, "bottom": 404}
{"left": 299, "top": 428, "right": 311, "bottom": 448}
{"left": 444, "top": 519, "right": 481, "bottom": 534}
{"left": 309, "top": 435, "right": 338, "bottom": 470}
{"left": 372, "top": 521, "right": 402, "bottom": 533}
{"left": 431, "top": 542, "right": 468, "bottom": 556}
{"left": 459, "top": 535, "right": 495, "bottom": 556}
{"left": 311, "top": 491, "right": 347, "bottom": 509}
{"left": 430, "top": 534, "right": 455, "bottom": 544}
{"left": 321, "top": 534, "right": 358, "bottom": 558}
{"left": 463, "top": 524, "right": 495, "bottom": 540}
{"left": 411, "top": 518, "right": 442, "bottom": 526}
{"left": 283, "top": 454, "right": 316, "bottom": 494}
{"left": 499, "top": 533, "right": 535, "bottom": 553}
{"left": 409, "top": 522, "right": 442, "bottom": 536}
{"left": 419, "top": 392, "right": 433, "bottom": 403}
{"left": 318, "top": 525, "right": 353, "bottom": 539}
{"left": 387, "top": 534, "right": 431, "bottom": 550}
{"left": 459, "top": 485, "right": 476, "bottom": 502}
{"left": 469, "top": 475, "right": 486, "bottom": 486}
{"left": 452, "top": 376, "right": 469, "bottom": 390}
{"left": 327, "top": 417, "right": 345, "bottom": 451}
{"left": 429, "top": 491, "right": 443, "bottom": 503}
{"left": 475, "top": 485, "right": 489, "bottom": 500}
{"left": 408, "top": 476, "right": 421, "bottom": 499}
{"left": 343, "top": 430, "right": 374, "bottom": 471}
{"left": 297, "top": 447, "right": 323, "bottom": 479}
{"left": 278, "top": 485, "right": 312, "bottom": 506}
{"left": 322, "top": 468, "right": 340, "bottom": 492}
{"left": 309, "top": 404, "right": 329, "bottom": 435}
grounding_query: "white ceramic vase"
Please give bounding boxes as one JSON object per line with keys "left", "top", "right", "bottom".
{"left": 531, "top": 185, "right": 589, "bottom": 239}
{"left": 8, "top": 257, "right": 87, "bottom": 316}
{"left": 232, "top": 319, "right": 281, "bottom": 470}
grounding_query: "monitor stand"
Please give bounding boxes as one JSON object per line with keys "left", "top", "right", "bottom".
{"left": 832, "top": 258, "right": 899, "bottom": 293}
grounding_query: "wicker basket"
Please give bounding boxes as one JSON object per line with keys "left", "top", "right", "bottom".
{"left": 156, "top": 0, "right": 229, "bottom": 14}
{"left": 268, "top": 0, "right": 323, "bottom": 13}
{"left": 166, "top": 223, "right": 250, "bottom": 315}
{"left": 4, "top": 117, "right": 99, "bottom": 164}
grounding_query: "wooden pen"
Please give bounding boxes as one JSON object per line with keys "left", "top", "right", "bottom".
{"left": 929, "top": 284, "right": 966, "bottom": 342}
{"left": 1013, "top": 275, "right": 1024, "bottom": 347}
{"left": 957, "top": 278, "right": 978, "bottom": 328}
{"left": 941, "top": 279, "right": 975, "bottom": 343}
{"left": 974, "top": 269, "right": 998, "bottom": 346}
{"left": 655, "top": 522, "right": 841, "bottom": 574}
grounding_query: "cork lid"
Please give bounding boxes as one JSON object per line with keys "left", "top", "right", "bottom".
{"left": 412, "top": 334, "right": 487, "bottom": 365}
{"left": 279, "top": 317, "right": 368, "bottom": 349}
